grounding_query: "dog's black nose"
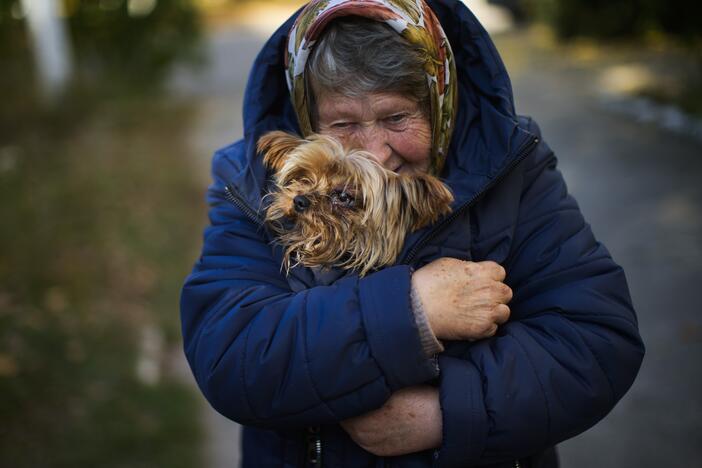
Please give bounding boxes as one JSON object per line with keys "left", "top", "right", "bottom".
{"left": 293, "top": 195, "right": 311, "bottom": 213}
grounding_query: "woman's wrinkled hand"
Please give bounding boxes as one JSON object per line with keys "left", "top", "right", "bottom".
{"left": 339, "top": 385, "right": 442, "bottom": 457}
{"left": 411, "top": 258, "right": 512, "bottom": 341}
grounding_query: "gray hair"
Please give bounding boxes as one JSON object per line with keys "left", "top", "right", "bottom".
{"left": 306, "top": 17, "right": 430, "bottom": 129}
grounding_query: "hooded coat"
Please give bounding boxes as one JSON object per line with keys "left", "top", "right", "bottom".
{"left": 180, "top": 1, "right": 645, "bottom": 466}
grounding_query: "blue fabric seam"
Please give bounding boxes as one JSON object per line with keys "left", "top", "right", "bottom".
{"left": 300, "top": 291, "right": 339, "bottom": 420}
{"left": 359, "top": 277, "right": 393, "bottom": 389}
{"left": 515, "top": 207, "right": 581, "bottom": 230}
{"left": 241, "top": 319, "right": 255, "bottom": 420}
{"left": 468, "top": 362, "right": 486, "bottom": 462}
{"left": 351, "top": 278, "right": 387, "bottom": 382}
{"left": 506, "top": 330, "right": 553, "bottom": 440}
{"left": 562, "top": 318, "right": 616, "bottom": 406}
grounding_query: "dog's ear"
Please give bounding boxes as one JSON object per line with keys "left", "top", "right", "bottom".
{"left": 396, "top": 173, "right": 454, "bottom": 230}
{"left": 257, "top": 131, "right": 303, "bottom": 172}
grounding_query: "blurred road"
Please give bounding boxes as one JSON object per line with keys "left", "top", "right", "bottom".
{"left": 170, "top": 7, "right": 702, "bottom": 468}
{"left": 169, "top": 21, "right": 267, "bottom": 468}
{"left": 505, "top": 37, "right": 702, "bottom": 468}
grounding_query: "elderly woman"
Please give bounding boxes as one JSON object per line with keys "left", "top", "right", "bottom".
{"left": 180, "top": 0, "right": 645, "bottom": 467}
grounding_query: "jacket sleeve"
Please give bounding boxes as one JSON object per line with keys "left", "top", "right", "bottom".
{"left": 433, "top": 126, "right": 645, "bottom": 466}
{"left": 180, "top": 144, "right": 439, "bottom": 429}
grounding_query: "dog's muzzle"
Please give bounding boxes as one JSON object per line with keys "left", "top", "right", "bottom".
{"left": 293, "top": 195, "right": 311, "bottom": 213}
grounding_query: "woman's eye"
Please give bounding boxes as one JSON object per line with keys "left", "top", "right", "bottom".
{"left": 387, "top": 114, "right": 407, "bottom": 123}
{"left": 331, "top": 121, "right": 354, "bottom": 130}
{"left": 384, "top": 113, "right": 409, "bottom": 128}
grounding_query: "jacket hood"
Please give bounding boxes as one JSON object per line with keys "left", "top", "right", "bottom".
{"left": 230, "top": 0, "right": 536, "bottom": 213}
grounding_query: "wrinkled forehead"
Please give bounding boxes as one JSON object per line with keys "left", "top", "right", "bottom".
{"left": 316, "top": 92, "right": 424, "bottom": 123}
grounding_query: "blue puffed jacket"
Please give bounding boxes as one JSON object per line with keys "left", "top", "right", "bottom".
{"left": 179, "top": 0, "right": 645, "bottom": 466}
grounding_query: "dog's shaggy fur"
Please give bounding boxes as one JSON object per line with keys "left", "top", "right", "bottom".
{"left": 259, "top": 131, "right": 453, "bottom": 277}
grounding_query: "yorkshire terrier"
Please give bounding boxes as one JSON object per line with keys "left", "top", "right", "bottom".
{"left": 258, "top": 131, "right": 453, "bottom": 277}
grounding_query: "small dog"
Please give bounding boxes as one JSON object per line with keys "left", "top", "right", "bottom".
{"left": 258, "top": 131, "right": 453, "bottom": 277}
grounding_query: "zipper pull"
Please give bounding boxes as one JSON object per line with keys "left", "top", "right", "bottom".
{"left": 306, "top": 426, "right": 322, "bottom": 467}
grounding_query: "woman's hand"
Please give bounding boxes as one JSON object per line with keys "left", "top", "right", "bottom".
{"left": 412, "top": 258, "right": 512, "bottom": 341}
{"left": 340, "top": 385, "right": 442, "bottom": 457}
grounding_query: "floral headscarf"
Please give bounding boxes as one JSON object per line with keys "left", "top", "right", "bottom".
{"left": 285, "top": 0, "right": 458, "bottom": 175}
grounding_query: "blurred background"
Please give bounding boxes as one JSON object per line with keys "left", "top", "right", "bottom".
{"left": 0, "top": 0, "right": 699, "bottom": 467}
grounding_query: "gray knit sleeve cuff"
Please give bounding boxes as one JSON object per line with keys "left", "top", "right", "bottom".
{"left": 410, "top": 283, "right": 445, "bottom": 358}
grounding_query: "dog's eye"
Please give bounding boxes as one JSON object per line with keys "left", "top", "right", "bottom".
{"left": 330, "top": 190, "right": 356, "bottom": 208}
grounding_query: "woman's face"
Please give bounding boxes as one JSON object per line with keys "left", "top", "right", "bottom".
{"left": 316, "top": 92, "right": 432, "bottom": 174}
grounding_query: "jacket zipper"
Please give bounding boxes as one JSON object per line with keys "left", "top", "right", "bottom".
{"left": 224, "top": 185, "right": 265, "bottom": 227}
{"left": 400, "top": 136, "right": 539, "bottom": 265}
{"left": 305, "top": 426, "right": 322, "bottom": 467}
{"left": 224, "top": 186, "right": 324, "bottom": 466}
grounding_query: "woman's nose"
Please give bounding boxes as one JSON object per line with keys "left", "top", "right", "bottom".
{"left": 355, "top": 126, "right": 392, "bottom": 167}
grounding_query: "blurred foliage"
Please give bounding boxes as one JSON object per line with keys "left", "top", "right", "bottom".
{"left": 523, "top": 0, "right": 702, "bottom": 43}
{"left": 0, "top": 0, "right": 202, "bottom": 83}
{"left": 0, "top": 0, "right": 207, "bottom": 466}
{"left": 0, "top": 0, "right": 204, "bottom": 139}
{"left": 65, "top": 0, "right": 203, "bottom": 87}
{"left": 0, "top": 95, "right": 207, "bottom": 466}
{"left": 518, "top": 0, "right": 701, "bottom": 115}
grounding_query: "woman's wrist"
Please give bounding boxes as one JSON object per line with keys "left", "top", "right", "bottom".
{"left": 410, "top": 267, "right": 445, "bottom": 339}
{"left": 410, "top": 278, "right": 445, "bottom": 357}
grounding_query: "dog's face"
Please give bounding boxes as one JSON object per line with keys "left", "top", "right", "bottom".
{"left": 258, "top": 131, "right": 453, "bottom": 276}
